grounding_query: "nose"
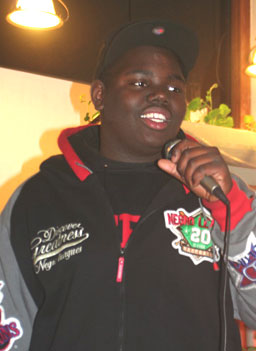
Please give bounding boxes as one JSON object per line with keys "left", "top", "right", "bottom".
{"left": 147, "top": 87, "right": 169, "bottom": 105}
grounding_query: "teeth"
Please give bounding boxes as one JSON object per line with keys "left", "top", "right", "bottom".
{"left": 140, "top": 113, "right": 167, "bottom": 123}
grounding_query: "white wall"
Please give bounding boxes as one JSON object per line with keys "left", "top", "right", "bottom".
{"left": 0, "top": 67, "right": 94, "bottom": 211}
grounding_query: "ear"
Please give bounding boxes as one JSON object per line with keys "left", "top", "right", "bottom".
{"left": 91, "top": 80, "right": 105, "bottom": 111}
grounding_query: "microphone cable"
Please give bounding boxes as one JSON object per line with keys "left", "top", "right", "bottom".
{"left": 163, "top": 138, "right": 232, "bottom": 350}
{"left": 200, "top": 197, "right": 231, "bottom": 351}
{"left": 220, "top": 200, "right": 231, "bottom": 351}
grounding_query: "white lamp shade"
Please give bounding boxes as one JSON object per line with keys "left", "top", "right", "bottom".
{"left": 245, "top": 48, "right": 256, "bottom": 77}
{"left": 6, "top": 0, "right": 63, "bottom": 30}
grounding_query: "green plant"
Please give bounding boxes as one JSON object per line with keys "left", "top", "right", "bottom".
{"left": 80, "top": 96, "right": 100, "bottom": 123}
{"left": 185, "top": 83, "right": 234, "bottom": 128}
{"left": 243, "top": 114, "right": 256, "bottom": 132}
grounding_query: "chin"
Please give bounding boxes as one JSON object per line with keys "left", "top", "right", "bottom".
{"left": 140, "top": 139, "right": 167, "bottom": 156}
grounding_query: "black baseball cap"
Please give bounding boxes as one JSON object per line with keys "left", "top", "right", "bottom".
{"left": 94, "top": 19, "right": 199, "bottom": 80}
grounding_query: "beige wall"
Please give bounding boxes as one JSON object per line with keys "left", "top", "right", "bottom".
{"left": 0, "top": 67, "right": 95, "bottom": 211}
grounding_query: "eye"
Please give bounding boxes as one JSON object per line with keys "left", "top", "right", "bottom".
{"left": 132, "top": 81, "right": 148, "bottom": 88}
{"left": 168, "top": 85, "right": 182, "bottom": 93}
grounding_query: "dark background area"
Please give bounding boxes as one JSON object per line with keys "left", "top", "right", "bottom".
{"left": 0, "top": 0, "right": 231, "bottom": 104}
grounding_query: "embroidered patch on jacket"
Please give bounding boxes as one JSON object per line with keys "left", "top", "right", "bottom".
{"left": 0, "top": 281, "right": 23, "bottom": 350}
{"left": 164, "top": 207, "right": 219, "bottom": 265}
{"left": 31, "top": 222, "right": 90, "bottom": 274}
{"left": 229, "top": 232, "right": 256, "bottom": 289}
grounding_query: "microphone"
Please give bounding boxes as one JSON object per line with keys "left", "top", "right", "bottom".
{"left": 164, "top": 139, "right": 229, "bottom": 205}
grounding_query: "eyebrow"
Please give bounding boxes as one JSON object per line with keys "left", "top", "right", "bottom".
{"left": 124, "top": 69, "right": 185, "bottom": 83}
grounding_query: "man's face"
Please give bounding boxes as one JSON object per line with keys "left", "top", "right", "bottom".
{"left": 92, "top": 45, "right": 187, "bottom": 162}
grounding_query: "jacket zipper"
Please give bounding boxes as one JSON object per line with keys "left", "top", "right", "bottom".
{"left": 115, "top": 209, "right": 160, "bottom": 351}
{"left": 117, "top": 248, "right": 126, "bottom": 351}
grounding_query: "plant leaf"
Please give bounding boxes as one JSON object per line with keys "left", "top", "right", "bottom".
{"left": 184, "top": 108, "right": 191, "bottom": 120}
{"left": 187, "top": 97, "right": 204, "bottom": 111}
{"left": 218, "top": 104, "right": 231, "bottom": 118}
{"left": 205, "top": 83, "right": 218, "bottom": 107}
{"left": 244, "top": 114, "right": 254, "bottom": 124}
{"left": 215, "top": 116, "right": 234, "bottom": 128}
{"left": 91, "top": 111, "right": 100, "bottom": 120}
{"left": 204, "top": 109, "right": 219, "bottom": 124}
{"left": 84, "top": 112, "right": 90, "bottom": 122}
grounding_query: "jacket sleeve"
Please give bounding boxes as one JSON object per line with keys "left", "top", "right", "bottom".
{"left": 203, "top": 174, "right": 256, "bottom": 329}
{"left": 0, "top": 185, "right": 37, "bottom": 350}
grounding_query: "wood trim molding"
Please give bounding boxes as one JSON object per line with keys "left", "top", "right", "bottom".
{"left": 230, "top": 0, "right": 251, "bottom": 128}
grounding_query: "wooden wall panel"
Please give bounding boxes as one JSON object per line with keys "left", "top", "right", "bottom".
{"left": 230, "top": 0, "right": 251, "bottom": 127}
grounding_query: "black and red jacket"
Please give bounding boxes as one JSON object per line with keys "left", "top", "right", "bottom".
{"left": 0, "top": 124, "right": 255, "bottom": 351}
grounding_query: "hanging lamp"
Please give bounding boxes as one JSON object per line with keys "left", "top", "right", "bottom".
{"left": 6, "top": 0, "right": 69, "bottom": 30}
{"left": 245, "top": 47, "right": 256, "bottom": 77}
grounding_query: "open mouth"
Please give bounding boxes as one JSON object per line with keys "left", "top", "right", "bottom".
{"left": 139, "top": 110, "right": 171, "bottom": 131}
{"left": 140, "top": 112, "right": 168, "bottom": 123}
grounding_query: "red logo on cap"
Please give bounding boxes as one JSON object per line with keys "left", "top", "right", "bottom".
{"left": 152, "top": 26, "right": 165, "bottom": 35}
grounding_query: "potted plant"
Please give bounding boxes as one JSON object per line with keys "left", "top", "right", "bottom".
{"left": 181, "top": 84, "right": 256, "bottom": 188}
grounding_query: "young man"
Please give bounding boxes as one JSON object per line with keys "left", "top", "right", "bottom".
{"left": 0, "top": 20, "right": 255, "bottom": 351}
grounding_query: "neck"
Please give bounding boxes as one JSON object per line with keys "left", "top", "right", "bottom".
{"left": 99, "top": 140, "right": 163, "bottom": 163}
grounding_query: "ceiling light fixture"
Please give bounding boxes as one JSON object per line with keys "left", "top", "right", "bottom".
{"left": 6, "top": 0, "right": 69, "bottom": 30}
{"left": 245, "top": 47, "right": 256, "bottom": 77}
